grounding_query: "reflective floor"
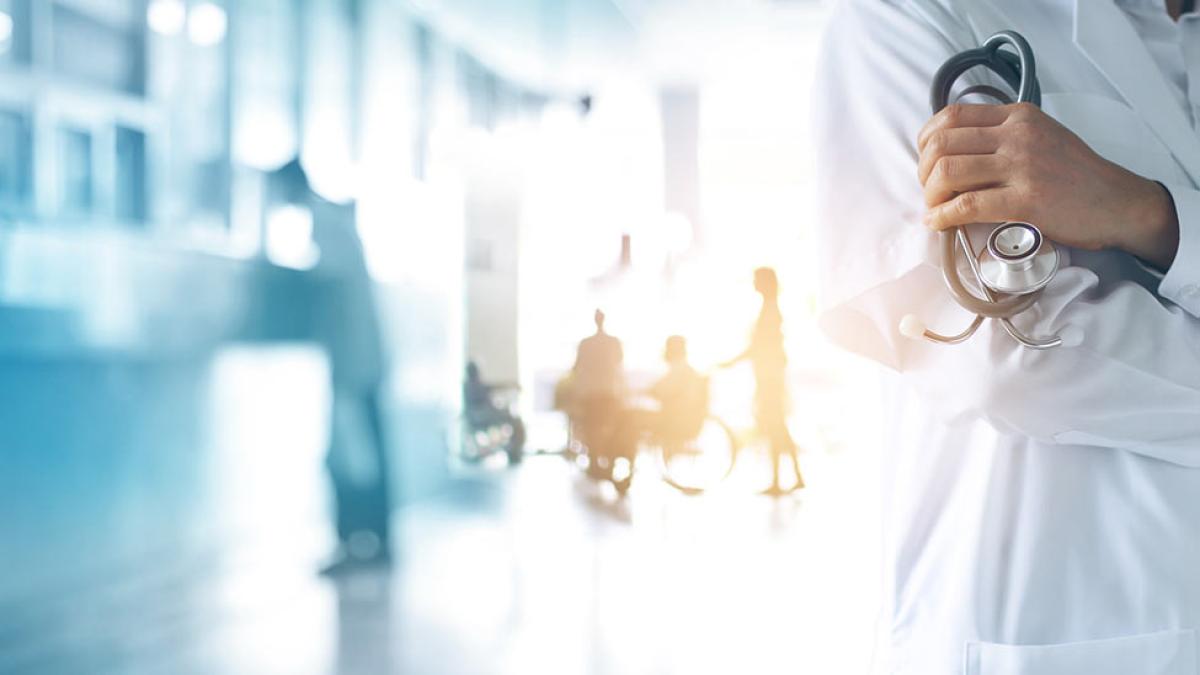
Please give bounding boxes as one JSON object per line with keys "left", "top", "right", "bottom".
{"left": 9, "top": 458, "right": 885, "bottom": 674}
{"left": 392, "top": 453, "right": 884, "bottom": 675}
{"left": 0, "top": 348, "right": 883, "bottom": 675}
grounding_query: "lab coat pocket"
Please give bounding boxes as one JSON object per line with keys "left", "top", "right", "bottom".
{"left": 964, "top": 628, "right": 1197, "bottom": 675}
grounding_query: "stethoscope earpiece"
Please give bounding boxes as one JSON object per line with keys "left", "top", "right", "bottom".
{"left": 899, "top": 314, "right": 928, "bottom": 341}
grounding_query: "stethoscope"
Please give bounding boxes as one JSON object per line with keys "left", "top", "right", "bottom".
{"left": 899, "top": 31, "right": 1069, "bottom": 350}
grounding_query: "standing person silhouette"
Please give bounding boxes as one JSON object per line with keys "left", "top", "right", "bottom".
{"left": 568, "top": 309, "right": 634, "bottom": 489}
{"left": 266, "top": 158, "right": 392, "bottom": 574}
{"left": 721, "top": 267, "right": 804, "bottom": 495}
{"left": 572, "top": 310, "right": 625, "bottom": 409}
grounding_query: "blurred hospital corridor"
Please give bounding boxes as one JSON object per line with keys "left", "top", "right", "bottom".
{"left": 0, "top": 0, "right": 896, "bottom": 673}
{"left": 7, "top": 0, "right": 1197, "bottom": 671}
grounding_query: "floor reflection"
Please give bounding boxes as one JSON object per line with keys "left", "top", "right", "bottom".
{"left": 0, "top": 347, "right": 881, "bottom": 675}
{"left": 389, "top": 451, "right": 881, "bottom": 675}
{"left": 3, "top": 455, "right": 880, "bottom": 675}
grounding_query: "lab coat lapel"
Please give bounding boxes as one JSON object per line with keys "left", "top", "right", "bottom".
{"left": 1074, "top": 0, "right": 1200, "bottom": 185}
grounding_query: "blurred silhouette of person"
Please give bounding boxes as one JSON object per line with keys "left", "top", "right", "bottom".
{"left": 568, "top": 309, "right": 635, "bottom": 487}
{"left": 463, "top": 361, "right": 526, "bottom": 462}
{"left": 266, "top": 158, "right": 392, "bottom": 574}
{"left": 463, "top": 361, "right": 494, "bottom": 413}
{"left": 642, "top": 335, "right": 707, "bottom": 443}
{"left": 721, "top": 267, "right": 804, "bottom": 495}
{"left": 572, "top": 309, "right": 624, "bottom": 398}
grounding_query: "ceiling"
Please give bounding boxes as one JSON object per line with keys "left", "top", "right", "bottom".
{"left": 405, "top": 0, "right": 824, "bottom": 92}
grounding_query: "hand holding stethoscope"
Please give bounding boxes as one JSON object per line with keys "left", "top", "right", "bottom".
{"left": 900, "top": 31, "right": 1075, "bottom": 349}
{"left": 905, "top": 29, "right": 1184, "bottom": 349}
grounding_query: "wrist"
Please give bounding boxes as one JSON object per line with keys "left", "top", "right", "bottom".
{"left": 1116, "top": 176, "right": 1180, "bottom": 270}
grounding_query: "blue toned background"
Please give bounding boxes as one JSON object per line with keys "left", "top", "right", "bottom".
{"left": 0, "top": 1, "right": 889, "bottom": 674}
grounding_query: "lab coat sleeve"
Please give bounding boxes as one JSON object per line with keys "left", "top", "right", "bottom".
{"left": 1157, "top": 182, "right": 1200, "bottom": 316}
{"left": 813, "top": 0, "right": 1200, "bottom": 466}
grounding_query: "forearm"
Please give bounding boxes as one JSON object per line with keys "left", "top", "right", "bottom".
{"left": 1117, "top": 179, "right": 1200, "bottom": 318}
{"left": 721, "top": 348, "right": 750, "bottom": 368}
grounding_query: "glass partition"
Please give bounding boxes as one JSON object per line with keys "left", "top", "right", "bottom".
{"left": 0, "top": 107, "right": 32, "bottom": 218}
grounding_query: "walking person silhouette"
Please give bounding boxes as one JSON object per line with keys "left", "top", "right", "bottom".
{"left": 721, "top": 267, "right": 804, "bottom": 495}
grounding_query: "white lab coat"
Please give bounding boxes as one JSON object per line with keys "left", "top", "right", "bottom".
{"left": 814, "top": 1, "right": 1200, "bottom": 673}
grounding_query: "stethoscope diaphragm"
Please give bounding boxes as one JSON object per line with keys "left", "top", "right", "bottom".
{"left": 977, "top": 222, "right": 1059, "bottom": 295}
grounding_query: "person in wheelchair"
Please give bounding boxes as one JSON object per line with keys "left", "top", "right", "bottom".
{"left": 564, "top": 309, "right": 636, "bottom": 483}
{"left": 640, "top": 335, "right": 708, "bottom": 450}
{"left": 463, "top": 361, "right": 526, "bottom": 462}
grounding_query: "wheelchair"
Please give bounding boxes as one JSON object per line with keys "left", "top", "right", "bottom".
{"left": 563, "top": 379, "right": 738, "bottom": 495}
{"left": 460, "top": 385, "right": 526, "bottom": 465}
{"left": 564, "top": 394, "right": 637, "bottom": 495}
{"left": 642, "top": 379, "right": 738, "bottom": 494}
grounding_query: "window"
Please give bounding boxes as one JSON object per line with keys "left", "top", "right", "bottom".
{"left": 56, "top": 126, "right": 93, "bottom": 216}
{"left": 0, "top": 108, "right": 32, "bottom": 218}
{"left": 52, "top": 2, "right": 145, "bottom": 95}
{"left": 0, "top": 0, "right": 32, "bottom": 66}
{"left": 115, "top": 126, "right": 145, "bottom": 222}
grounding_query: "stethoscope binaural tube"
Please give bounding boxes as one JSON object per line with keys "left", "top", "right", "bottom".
{"left": 906, "top": 30, "right": 1066, "bottom": 350}
{"left": 928, "top": 31, "right": 1040, "bottom": 114}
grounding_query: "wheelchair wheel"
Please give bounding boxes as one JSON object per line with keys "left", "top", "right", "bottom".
{"left": 459, "top": 417, "right": 486, "bottom": 462}
{"left": 504, "top": 418, "right": 526, "bottom": 465}
{"left": 506, "top": 446, "right": 523, "bottom": 464}
{"left": 461, "top": 416, "right": 517, "bottom": 463}
{"left": 657, "top": 415, "right": 737, "bottom": 494}
{"left": 570, "top": 417, "right": 637, "bottom": 494}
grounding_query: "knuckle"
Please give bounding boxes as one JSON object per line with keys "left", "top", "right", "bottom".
{"left": 955, "top": 191, "right": 979, "bottom": 217}
{"left": 1011, "top": 101, "right": 1039, "bottom": 119}
{"left": 926, "top": 130, "right": 947, "bottom": 156}
{"left": 933, "top": 156, "right": 958, "bottom": 182}
{"left": 942, "top": 104, "right": 962, "bottom": 126}
{"left": 923, "top": 188, "right": 939, "bottom": 208}
{"left": 1012, "top": 110, "right": 1047, "bottom": 137}
{"left": 931, "top": 127, "right": 950, "bottom": 157}
{"left": 1005, "top": 116, "right": 1032, "bottom": 135}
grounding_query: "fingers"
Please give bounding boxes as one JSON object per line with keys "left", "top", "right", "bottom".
{"left": 923, "top": 154, "right": 1009, "bottom": 208}
{"left": 916, "top": 104, "right": 1030, "bottom": 231}
{"left": 917, "top": 103, "right": 1013, "bottom": 152}
{"left": 917, "top": 126, "right": 1003, "bottom": 184}
{"left": 923, "top": 187, "right": 1015, "bottom": 231}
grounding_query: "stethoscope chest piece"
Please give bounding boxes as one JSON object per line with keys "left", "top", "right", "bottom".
{"left": 977, "top": 222, "right": 1059, "bottom": 295}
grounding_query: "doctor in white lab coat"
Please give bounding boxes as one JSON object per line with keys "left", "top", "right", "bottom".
{"left": 815, "top": 1, "right": 1200, "bottom": 673}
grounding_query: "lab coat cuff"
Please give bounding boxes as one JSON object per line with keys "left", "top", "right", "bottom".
{"left": 1157, "top": 182, "right": 1200, "bottom": 316}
